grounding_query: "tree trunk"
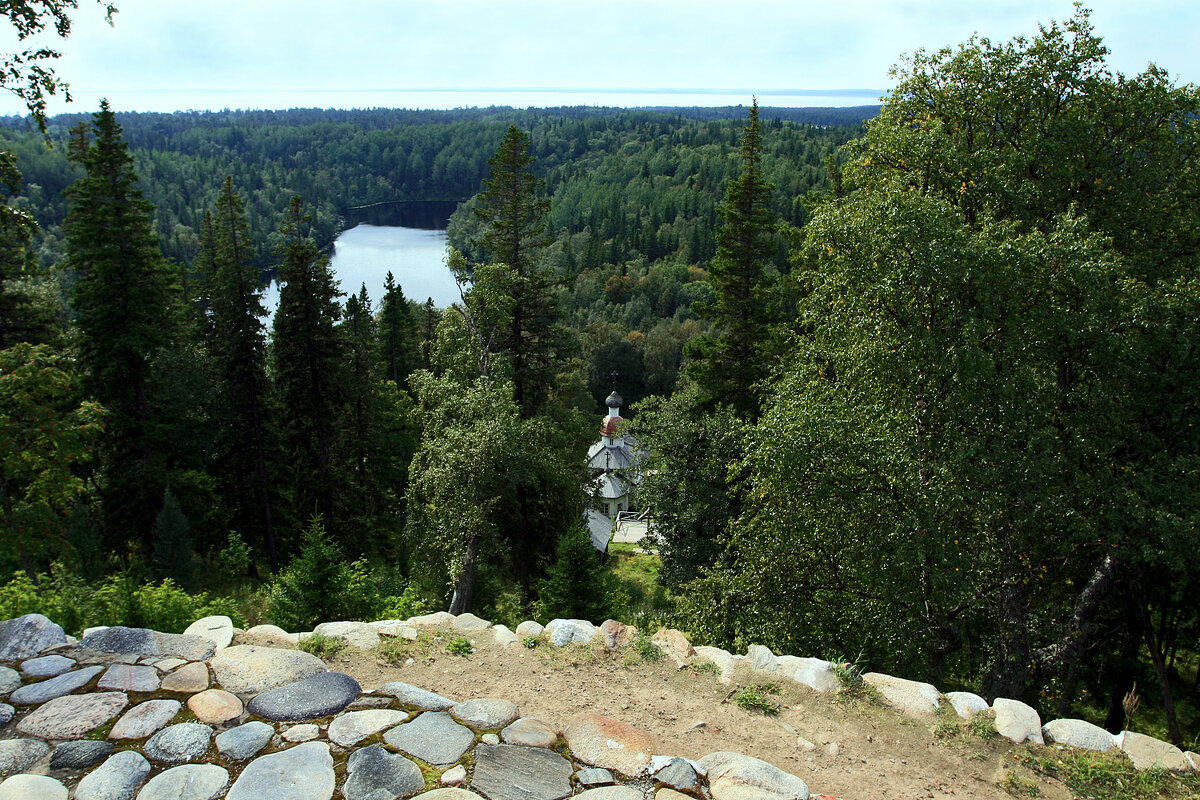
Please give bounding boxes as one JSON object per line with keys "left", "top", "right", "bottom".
{"left": 448, "top": 533, "right": 481, "bottom": 614}
{"left": 1138, "top": 590, "right": 1184, "bottom": 746}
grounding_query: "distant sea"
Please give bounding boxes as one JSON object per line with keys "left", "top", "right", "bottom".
{"left": 15, "top": 88, "right": 886, "bottom": 114}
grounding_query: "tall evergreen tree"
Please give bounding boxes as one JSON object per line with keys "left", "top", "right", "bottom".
{"left": 377, "top": 271, "right": 419, "bottom": 388}
{"left": 270, "top": 196, "right": 344, "bottom": 544}
{"left": 472, "top": 125, "right": 570, "bottom": 418}
{"left": 203, "top": 177, "right": 278, "bottom": 572}
{"left": 684, "top": 99, "right": 779, "bottom": 418}
{"left": 64, "top": 101, "right": 180, "bottom": 544}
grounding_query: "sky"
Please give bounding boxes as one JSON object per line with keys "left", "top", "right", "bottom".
{"left": 0, "top": 0, "right": 1196, "bottom": 115}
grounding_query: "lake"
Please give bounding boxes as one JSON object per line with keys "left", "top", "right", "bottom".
{"left": 263, "top": 222, "right": 457, "bottom": 320}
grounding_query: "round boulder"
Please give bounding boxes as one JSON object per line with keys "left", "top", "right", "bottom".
{"left": 210, "top": 645, "right": 327, "bottom": 695}
{"left": 246, "top": 671, "right": 361, "bottom": 721}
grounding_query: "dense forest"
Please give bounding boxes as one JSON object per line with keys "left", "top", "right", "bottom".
{"left": 0, "top": 4, "right": 1196, "bottom": 753}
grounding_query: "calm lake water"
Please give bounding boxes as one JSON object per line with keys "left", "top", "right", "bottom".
{"left": 263, "top": 223, "right": 456, "bottom": 319}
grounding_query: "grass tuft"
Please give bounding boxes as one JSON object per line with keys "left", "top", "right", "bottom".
{"left": 299, "top": 632, "right": 348, "bottom": 660}
{"left": 734, "top": 683, "right": 781, "bottom": 716}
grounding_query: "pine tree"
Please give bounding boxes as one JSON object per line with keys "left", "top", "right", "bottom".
{"left": 472, "top": 125, "right": 569, "bottom": 418}
{"left": 270, "top": 196, "right": 344, "bottom": 544}
{"left": 377, "top": 271, "right": 419, "bottom": 388}
{"left": 203, "top": 177, "right": 278, "bottom": 572}
{"left": 535, "top": 526, "right": 611, "bottom": 622}
{"left": 151, "top": 486, "right": 195, "bottom": 586}
{"left": 684, "top": 99, "right": 778, "bottom": 418}
{"left": 64, "top": 100, "right": 180, "bottom": 543}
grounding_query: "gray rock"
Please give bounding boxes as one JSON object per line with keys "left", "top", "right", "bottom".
{"left": 109, "top": 699, "right": 181, "bottom": 739}
{"left": 0, "top": 738, "right": 49, "bottom": 774}
{"left": 327, "top": 708, "right": 407, "bottom": 747}
{"left": 472, "top": 743, "right": 573, "bottom": 800}
{"left": 49, "top": 739, "right": 114, "bottom": 769}
{"left": 97, "top": 663, "right": 161, "bottom": 692}
{"left": 422, "top": 792, "right": 480, "bottom": 800}
{"left": 515, "top": 621, "right": 544, "bottom": 638}
{"left": 440, "top": 764, "right": 468, "bottom": 786}
{"left": 15, "top": 691, "right": 127, "bottom": 739}
{"left": 1118, "top": 730, "right": 1190, "bottom": 771}
{"left": 1042, "top": 718, "right": 1115, "bottom": 752}
{"left": 492, "top": 624, "right": 519, "bottom": 647}
{"left": 862, "top": 673, "right": 941, "bottom": 716}
{"left": 74, "top": 750, "right": 151, "bottom": 800}
{"left": 451, "top": 613, "right": 491, "bottom": 631}
{"left": 311, "top": 621, "right": 380, "bottom": 650}
{"left": 214, "top": 721, "right": 274, "bottom": 760}
{"left": 747, "top": 645, "right": 779, "bottom": 674}
{"left": 0, "top": 614, "right": 66, "bottom": 661}
{"left": 544, "top": 618, "right": 596, "bottom": 647}
{"left": 210, "top": 645, "right": 327, "bottom": 695}
{"left": 0, "top": 702, "right": 12, "bottom": 727}
{"left": 655, "top": 757, "right": 700, "bottom": 793}
{"left": 143, "top": 722, "right": 213, "bottom": 764}
{"left": 992, "top": 698, "right": 1044, "bottom": 745}
{"left": 234, "top": 625, "right": 297, "bottom": 648}
{"left": 693, "top": 646, "right": 736, "bottom": 685}
{"left": 9, "top": 664, "right": 104, "bottom": 704}
{"left": 383, "top": 710, "right": 474, "bottom": 765}
{"left": 282, "top": 723, "right": 319, "bottom": 742}
{"left": 246, "top": 671, "right": 360, "bottom": 721}
{"left": 79, "top": 626, "right": 215, "bottom": 662}
{"left": 183, "top": 616, "right": 234, "bottom": 653}
{"left": 344, "top": 746, "right": 424, "bottom": 800}
{"left": 405, "top": 611, "right": 455, "bottom": 627}
{"left": 450, "top": 697, "right": 520, "bottom": 729}
{"left": 160, "top": 661, "right": 209, "bottom": 693}
{"left": 575, "top": 789, "right": 643, "bottom": 800}
{"left": 0, "top": 666, "right": 20, "bottom": 695}
{"left": 776, "top": 656, "right": 841, "bottom": 694}
{"left": 136, "top": 764, "right": 229, "bottom": 800}
{"left": 18, "top": 655, "right": 75, "bottom": 678}
{"left": 0, "top": 774, "right": 67, "bottom": 800}
{"left": 945, "top": 691, "right": 989, "bottom": 719}
{"left": 576, "top": 768, "right": 615, "bottom": 786}
{"left": 226, "top": 742, "right": 334, "bottom": 800}
{"left": 374, "top": 680, "right": 455, "bottom": 710}
{"left": 698, "top": 751, "right": 810, "bottom": 800}
{"left": 501, "top": 717, "right": 558, "bottom": 748}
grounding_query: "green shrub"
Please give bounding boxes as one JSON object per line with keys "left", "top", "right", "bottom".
{"left": 377, "top": 585, "right": 430, "bottom": 621}
{"left": 734, "top": 683, "right": 781, "bottom": 715}
{"left": 534, "top": 526, "right": 613, "bottom": 622}
{"left": 632, "top": 633, "right": 664, "bottom": 661}
{"left": 151, "top": 487, "right": 195, "bottom": 586}
{"left": 0, "top": 568, "right": 245, "bottom": 635}
{"left": 447, "top": 636, "right": 474, "bottom": 656}
{"left": 300, "top": 632, "right": 349, "bottom": 660}
{"left": 521, "top": 635, "right": 539, "bottom": 649}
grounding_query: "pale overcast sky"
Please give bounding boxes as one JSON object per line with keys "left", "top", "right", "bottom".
{"left": 1, "top": 0, "right": 1196, "bottom": 115}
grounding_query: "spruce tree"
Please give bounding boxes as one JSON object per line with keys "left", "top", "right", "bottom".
{"left": 203, "top": 177, "right": 278, "bottom": 572}
{"left": 377, "top": 271, "right": 419, "bottom": 388}
{"left": 64, "top": 101, "right": 180, "bottom": 543}
{"left": 270, "top": 196, "right": 344, "bottom": 544}
{"left": 151, "top": 486, "right": 195, "bottom": 586}
{"left": 472, "top": 125, "right": 569, "bottom": 418}
{"left": 684, "top": 99, "right": 778, "bottom": 418}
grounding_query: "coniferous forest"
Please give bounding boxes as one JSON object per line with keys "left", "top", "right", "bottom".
{"left": 0, "top": 5, "right": 1197, "bottom": 750}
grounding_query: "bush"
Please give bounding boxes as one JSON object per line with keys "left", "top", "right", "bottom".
{"left": 299, "top": 633, "right": 349, "bottom": 660}
{"left": 267, "top": 516, "right": 429, "bottom": 631}
{"left": 0, "top": 568, "right": 245, "bottom": 635}
{"left": 534, "top": 526, "right": 613, "bottom": 622}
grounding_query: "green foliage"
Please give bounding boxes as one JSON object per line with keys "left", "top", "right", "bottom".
{"left": 1020, "top": 750, "right": 1200, "bottom": 800}
{"left": 299, "top": 632, "right": 349, "bottom": 660}
{"left": 680, "top": 9, "right": 1200, "bottom": 742}
{"left": 521, "top": 635, "right": 538, "bottom": 649}
{"left": 151, "top": 487, "right": 195, "bottom": 586}
{"left": 533, "top": 526, "right": 612, "bottom": 623}
{"left": 733, "top": 683, "right": 781, "bottom": 716}
{"left": 684, "top": 99, "right": 781, "bottom": 418}
{"left": 0, "top": 569, "right": 245, "bottom": 636}
{"left": 631, "top": 634, "right": 663, "bottom": 662}
{"left": 446, "top": 636, "right": 474, "bottom": 656}
{"left": 0, "top": 342, "right": 104, "bottom": 572}
{"left": 376, "top": 637, "right": 408, "bottom": 665}
{"left": 213, "top": 531, "right": 252, "bottom": 579}
{"left": 377, "top": 585, "right": 431, "bottom": 622}
{"left": 65, "top": 101, "right": 184, "bottom": 544}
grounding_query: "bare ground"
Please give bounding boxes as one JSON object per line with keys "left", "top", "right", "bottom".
{"left": 328, "top": 628, "right": 1077, "bottom": 800}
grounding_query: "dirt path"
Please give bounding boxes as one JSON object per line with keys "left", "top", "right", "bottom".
{"left": 330, "top": 629, "right": 1073, "bottom": 800}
